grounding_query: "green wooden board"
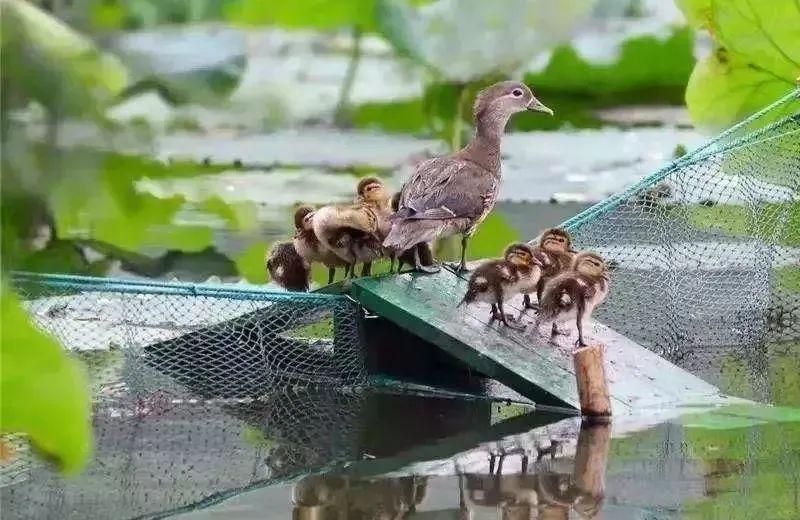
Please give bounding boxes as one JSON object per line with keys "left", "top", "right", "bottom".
{"left": 350, "top": 269, "right": 732, "bottom": 413}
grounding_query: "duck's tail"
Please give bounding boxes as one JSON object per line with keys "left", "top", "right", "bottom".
{"left": 383, "top": 220, "right": 443, "bottom": 252}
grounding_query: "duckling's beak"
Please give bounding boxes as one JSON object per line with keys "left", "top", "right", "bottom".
{"left": 527, "top": 97, "right": 554, "bottom": 116}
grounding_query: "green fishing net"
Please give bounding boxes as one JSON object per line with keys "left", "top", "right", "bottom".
{"left": 566, "top": 88, "right": 800, "bottom": 403}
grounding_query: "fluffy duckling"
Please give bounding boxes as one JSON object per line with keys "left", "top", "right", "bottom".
{"left": 389, "top": 191, "right": 434, "bottom": 273}
{"left": 266, "top": 240, "right": 309, "bottom": 291}
{"left": 535, "top": 252, "right": 610, "bottom": 347}
{"left": 503, "top": 242, "right": 550, "bottom": 308}
{"left": 525, "top": 227, "right": 576, "bottom": 310}
{"left": 292, "top": 206, "right": 348, "bottom": 284}
{"left": 459, "top": 246, "right": 538, "bottom": 329}
{"left": 384, "top": 81, "right": 553, "bottom": 273}
{"left": 312, "top": 177, "right": 392, "bottom": 278}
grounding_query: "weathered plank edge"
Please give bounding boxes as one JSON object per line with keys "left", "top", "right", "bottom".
{"left": 350, "top": 279, "right": 577, "bottom": 409}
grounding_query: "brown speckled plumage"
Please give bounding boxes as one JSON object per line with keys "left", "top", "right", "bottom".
{"left": 459, "top": 244, "right": 540, "bottom": 329}
{"left": 312, "top": 178, "right": 392, "bottom": 277}
{"left": 292, "top": 205, "right": 348, "bottom": 284}
{"left": 266, "top": 241, "right": 309, "bottom": 291}
{"left": 536, "top": 251, "right": 610, "bottom": 347}
{"left": 389, "top": 191, "right": 434, "bottom": 272}
{"left": 525, "top": 228, "right": 575, "bottom": 309}
{"left": 384, "top": 81, "right": 552, "bottom": 272}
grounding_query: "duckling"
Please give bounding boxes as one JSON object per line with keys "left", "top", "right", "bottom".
{"left": 292, "top": 205, "right": 348, "bottom": 284}
{"left": 458, "top": 246, "right": 538, "bottom": 330}
{"left": 535, "top": 252, "right": 610, "bottom": 347}
{"left": 389, "top": 191, "right": 434, "bottom": 273}
{"left": 503, "top": 242, "right": 550, "bottom": 308}
{"left": 384, "top": 81, "right": 553, "bottom": 274}
{"left": 525, "top": 227, "right": 576, "bottom": 310}
{"left": 312, "top": 177, "right": 392, "bottom": 278}
{"left": 265, "top": 240, "right": 309, "bottom": 291}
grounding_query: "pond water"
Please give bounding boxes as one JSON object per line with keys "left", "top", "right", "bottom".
{"left": 3, "top": 387, "right": 799, "bottom": 520}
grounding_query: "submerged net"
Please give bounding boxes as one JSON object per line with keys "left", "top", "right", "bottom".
{"left": 2, "top": 274, "right": 367, "bottom": 519}
{"left": 565, "top": 88, "right": 800, "bottom": 403}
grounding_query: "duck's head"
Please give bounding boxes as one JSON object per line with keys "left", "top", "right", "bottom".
{"left": 474, "top": 81, "right": 553, "bottom": 125}
{"left": 503, "top": 242, "right": 536, "bottom": 268}
{"left": 539, "top": 228, "right": 572, "bottom": 254}
{"left": 356, "top": 177, "right": 389, "bottom": 207}
{"left": 574, "top": 252, "right": 608, "bottom": 278}
{"left": 294, "top": 205, "right": 315, "bottom": 231}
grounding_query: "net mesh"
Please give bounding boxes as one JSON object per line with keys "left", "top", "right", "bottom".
{"left": 2, "top": 274, "right": 367, "bottom": 519}
{"left": 565, "top": 88, "right": 800, "bottom": 403}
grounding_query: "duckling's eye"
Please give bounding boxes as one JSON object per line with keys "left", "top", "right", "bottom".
{"left": 511, "top": 89, "right": 523, "bottom": 98}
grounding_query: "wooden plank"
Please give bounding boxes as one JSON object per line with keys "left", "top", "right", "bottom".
{"left": 350, "top": 269, "right": 731, "bottom": 414}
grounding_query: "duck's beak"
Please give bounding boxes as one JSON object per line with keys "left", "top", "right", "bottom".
{"left": 527, "top": 97, "right": 554, "bottom": 116}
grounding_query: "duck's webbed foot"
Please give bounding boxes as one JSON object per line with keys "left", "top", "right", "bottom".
{"left": 446, "top": 261, "right": 469, "bottom": 274}
{"left": 491, "top": 303, "right": 524, "bottom": 330}
{"left": 523, "top": 294, "right": 539, "bottom": 310}
{"left": 447, "top": 236, "right": 470, "bottom": 273}
{"left": 414, "top": 246, "right": 440, "bottom": 274}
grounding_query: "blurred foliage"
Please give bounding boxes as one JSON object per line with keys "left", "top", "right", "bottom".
{"left": 0, "top": 286, "right": 92, "bottom": 474}
{"left": 0, "top": 0, "right": 128, "bottom": 120}
{"left": 226, "top": 0, "right": 378, "bottom": 31}
{"left": 377, "top": 0, "right": 596, "bottom": 82}
{"left": 354, "top": 28, "right": 694, "bottom": 136}
{"left": 88, "top": 0, "right": 227, "bottom": 31}
{"left": 775, "top": 266, "right": 800, "bottom": 294}
{"left": 676, "top": 0, "right": 800, "bottom": 131}
{"left": 716, "top": 342, "right": 800, "bottom": 407}
{"left": 236, "top": 242, "right": 269, "bottom": 284}
{"left": 524, "top": 28, "right": 693, "bottom": 102}
{"left": 688, "top": 202, "right": 800, "bottom": 247}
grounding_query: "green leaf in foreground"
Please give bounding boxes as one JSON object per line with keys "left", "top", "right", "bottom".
{"left": 1, "top": 0, "right": 128, "bottom": 117}
{"left": 685, "top": 48, "right": 798, "bottom": 131}
{"left": 0, "top": 286, "right": 91, "bottom": 474}
{"left": 677, "top": 0, "right": 800, "bottom": 131}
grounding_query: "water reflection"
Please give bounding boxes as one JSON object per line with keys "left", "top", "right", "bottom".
{"left": 290, "top": 420, "right": 610, "bottom": 520}
{"left": 293, "top": 475, "right": 428, "bottom": 520}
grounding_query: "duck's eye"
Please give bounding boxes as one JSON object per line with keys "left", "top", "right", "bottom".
{"left": 512, "top": 89, "right": 523, "bottom": 98}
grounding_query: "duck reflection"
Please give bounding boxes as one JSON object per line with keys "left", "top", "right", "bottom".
{"left": 292, "top": 420, "right": 610, "bottom": 519}
{"left": 459, "top": 420, "right": 609, "bottom": 520}
{"left": 293, "top": 474, "right": 427, "bottom": 520}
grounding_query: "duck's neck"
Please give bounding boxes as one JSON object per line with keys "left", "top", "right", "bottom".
{"left": 458, "top": 110, "right": 510, "bottom": 172}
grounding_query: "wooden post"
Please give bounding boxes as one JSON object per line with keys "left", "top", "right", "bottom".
{"left": 570, "top": 419, "right": 612, "bottom": 518}
{"left": 573, "top": 344, "right": 611, "bottom": 417}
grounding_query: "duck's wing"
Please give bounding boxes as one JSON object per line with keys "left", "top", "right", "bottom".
{"left": 397, "top": 158, "right": 496, "bottom": 221}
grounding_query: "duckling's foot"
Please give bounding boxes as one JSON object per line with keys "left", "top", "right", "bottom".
{"left": 523, "top": 294, "right": 539, "bottom": 311}
{"left": 491, "top": 305, "right": 524, "bottom": 330}
{"left": 446, "top": 261, "right": 469, "bottom": 274}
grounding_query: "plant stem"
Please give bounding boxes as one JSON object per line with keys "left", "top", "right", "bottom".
{"left": 450, "top": 85, "right": 468, "bottom": 151}
{"left": 334, "top": 25, "right": 362, "bottom": 127}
